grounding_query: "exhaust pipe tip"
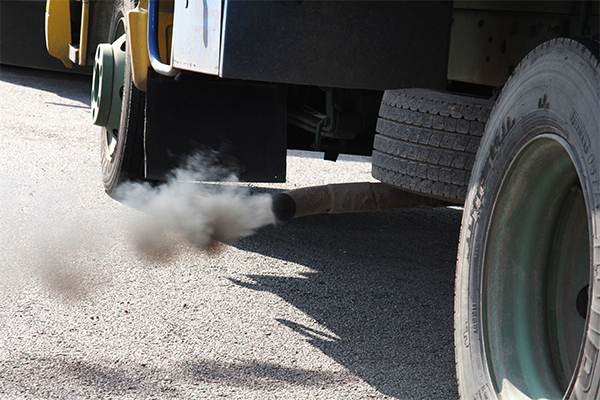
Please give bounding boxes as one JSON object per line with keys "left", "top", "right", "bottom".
{"left": 271, "top": 193, "right": 296, "bottom": 222}
{"left": 271, "top": 182, "right": 451, "bottom": 222}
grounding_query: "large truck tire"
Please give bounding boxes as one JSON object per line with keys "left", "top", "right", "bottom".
{"left": 455, "top": 37, "right": 599, "bottom": 400}
{"left": 372, "top": 89, "right": 493, "bottom": 204}
{"left": 96, "top": 0, "right": 146, "bottom": 195}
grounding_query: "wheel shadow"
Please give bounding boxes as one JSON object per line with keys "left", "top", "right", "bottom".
{"left": 230, "top": 206, "right": 462, "bottom": 399}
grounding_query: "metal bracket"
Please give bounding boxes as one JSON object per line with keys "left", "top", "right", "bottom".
{"left": 288, "top": 87, "right": 361, "bottom": 157}
{"left": 68, "top": 0, "right": 90, "bottom": 66}
{"left": 148, "top": 0, "right": 179, "bottom": 76}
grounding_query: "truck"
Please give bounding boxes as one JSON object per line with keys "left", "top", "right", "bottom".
{"left": 40, "top": 0, "right": 599, "bottom": 398}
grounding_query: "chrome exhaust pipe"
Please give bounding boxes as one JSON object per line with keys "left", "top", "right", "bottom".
{"left": 271, "top": 182, "right": 450, "bottom": 222}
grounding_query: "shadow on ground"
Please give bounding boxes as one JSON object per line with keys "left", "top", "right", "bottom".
{"left": 0, "top": 65, "right": 91, "bottom": 105}
{"left": 0, "top": 355, "right": 358, "bottom": 398}
{"left": 230, "top": 206, "right": 463, "bottom": 399}
{"left": 0, "top": 208, "right": 461, "bottom": 399}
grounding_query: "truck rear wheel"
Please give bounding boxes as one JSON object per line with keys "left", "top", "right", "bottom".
{"left": 372, "top": 89, "right": 493, "bottom": 203}
{"left": 455, "top": 38, "right": 600, "bottom": 400}
{"left": 93, "top": 0, "right": 145, "bottom": 195}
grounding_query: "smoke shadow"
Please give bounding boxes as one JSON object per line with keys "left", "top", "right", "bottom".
{"left": 230, "top": 207, "right": 462, "bottom": 399}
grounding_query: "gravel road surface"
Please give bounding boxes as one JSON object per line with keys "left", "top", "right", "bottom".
{"left": 0, "top": 65, "right": 461, "bottom": 399}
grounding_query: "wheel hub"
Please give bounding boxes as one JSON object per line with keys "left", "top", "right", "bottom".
{"left": 484, "top": 136, "right": 589, "bottom": 399}
{"left": 91, "top": 34, "right": 126, "bottom": 142}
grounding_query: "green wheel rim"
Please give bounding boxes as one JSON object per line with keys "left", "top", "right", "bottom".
{"left": 91, "top": 18, "right": 127, "bottom": 158}
{"left": 483, "top": 136, "right": 589, "bottom": 399}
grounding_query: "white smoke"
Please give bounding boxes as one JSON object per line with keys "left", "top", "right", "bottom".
{"left": 114, "top": 153, "right": 276, "bottom": 261}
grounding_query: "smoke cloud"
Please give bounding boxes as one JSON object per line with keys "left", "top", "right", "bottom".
{"left": 12, "top": 152, "right": 276, "bottom": 301}
{"left": 114, "top": 153, "right": 277, "bottom": 261}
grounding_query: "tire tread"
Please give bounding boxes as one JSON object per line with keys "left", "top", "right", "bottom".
{"left": 373, "top": 89, "right": 493, "bottom": 203}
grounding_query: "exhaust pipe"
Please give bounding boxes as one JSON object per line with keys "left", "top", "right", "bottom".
{"left": 271, "top": 182, "right": 450, "bottom": 222}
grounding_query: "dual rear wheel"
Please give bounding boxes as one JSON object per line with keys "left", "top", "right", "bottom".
{"left": 375, "top": 37, "right": 600, "bottom": 399}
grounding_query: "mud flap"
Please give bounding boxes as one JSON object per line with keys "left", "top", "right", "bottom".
{"left": 145, "top": 71, "right": 287, "bottom": 182}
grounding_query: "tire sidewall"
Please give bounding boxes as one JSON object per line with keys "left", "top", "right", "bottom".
{"left": 100, "top": 0, "right": 140, "bottom": 194}
{"left": 456, "top": 39, "right": 600, "bottom": 399}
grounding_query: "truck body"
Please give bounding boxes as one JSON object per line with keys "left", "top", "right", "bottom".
{"left": 34, "top": 0, "right": 597, "bottom": 182}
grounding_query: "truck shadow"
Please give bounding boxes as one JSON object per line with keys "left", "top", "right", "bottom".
{"left": 0, "top": 65, "right": 91, "bottom": 105}
{"left": 230, "top": 206, "right": 462, "bottom": 399}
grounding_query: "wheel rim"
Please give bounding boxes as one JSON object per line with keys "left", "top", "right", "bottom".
{"left": 483, "top": 135, "right": 590, "bottom": 399}
{"left": 91, "top": 18, "right": 127, "bottom": 159}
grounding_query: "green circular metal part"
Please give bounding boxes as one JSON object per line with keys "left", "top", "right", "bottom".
{"left": 483, "top": 136, "right": 589, "bottom": 399}
{"left": 92, "top": 25, "right": 127, "bottom": 158}
{"left": 91, "top": 43, "right": 114, "bottom": 127}
{"left": 105, "top": 33, "right": 126, "bottom": 158}
{"left": 547, "top": 184, "right": 589, "bottom": 391}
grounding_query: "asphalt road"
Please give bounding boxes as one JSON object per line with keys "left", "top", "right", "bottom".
{"left": 0, "top": 65, "right": 461, "bottom": 399}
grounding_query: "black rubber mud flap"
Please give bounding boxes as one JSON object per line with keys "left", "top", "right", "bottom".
{"left": 145, "top": 71, "right": 287, "bottom": 182}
